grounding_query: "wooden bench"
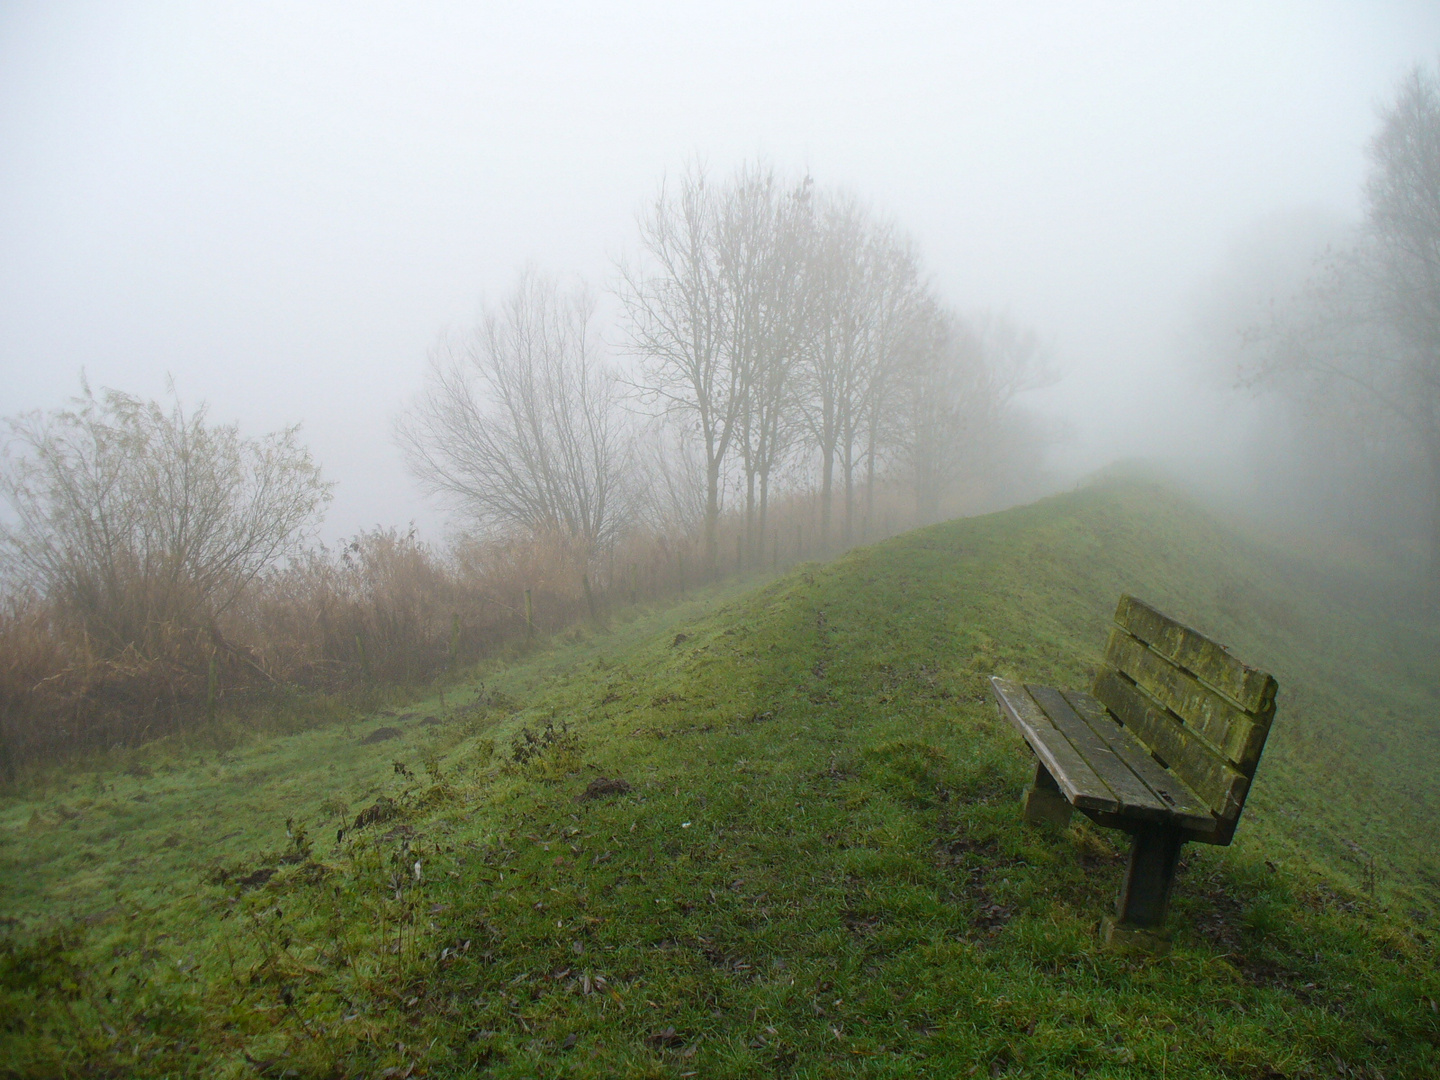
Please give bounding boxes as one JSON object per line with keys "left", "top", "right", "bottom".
{"left": 989, "top": 595, "right": 1279, "bottom": 948}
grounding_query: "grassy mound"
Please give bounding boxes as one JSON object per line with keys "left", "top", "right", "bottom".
{"left": 3, "top": 475, "right": 1438, "bottom": 1078}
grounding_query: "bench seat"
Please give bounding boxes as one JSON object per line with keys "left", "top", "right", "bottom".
{"left": 988, "top": 595, "right": 1279, "bottom": 946}
{"left": 990, "top": 679, "right": 1216, "bottom": 834}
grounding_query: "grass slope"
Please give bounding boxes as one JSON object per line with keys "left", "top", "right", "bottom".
{"left": 3, "top": 475, "right": 1438, "bottom": 1079}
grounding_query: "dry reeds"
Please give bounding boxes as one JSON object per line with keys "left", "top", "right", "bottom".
{"left": 0, "top": 477, "right": 1002, "bottom": 780}
{"left": 2, "top": 525, "right": 617, "bottom": 778}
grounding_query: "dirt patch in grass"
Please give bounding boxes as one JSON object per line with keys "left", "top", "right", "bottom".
{"left": 576, "top": 777, "right": 632, "bottom": 801}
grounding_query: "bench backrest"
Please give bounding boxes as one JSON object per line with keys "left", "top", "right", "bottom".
{"left": 1092, "top": 595, "right": 1278, "bottom": 826}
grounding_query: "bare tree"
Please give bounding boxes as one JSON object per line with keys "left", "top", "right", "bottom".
{"left": 854, "top": 223, "right": 924, "bottom": 539}
{"left": 1362, "top": 64, "right": 1440, "bottom": 582}
{"left": 800, "top": 192, "right": 871, "bottom": 547}
{"left": 618, "top": 164, "right": 736, "bottom": 578}
{"left": 897, "top": 305, "right": 1053, "bottom": 525}
{"left": 798, "top": 197, "right": 925, "bottom": 545}
{"left": 714, "top": 164, "right": 816, "bottom": 564}
{"left": 973, "top": 310, "right": 1054, "bottom": 410}
{"left": 749, "top": 187, "right": 816, "bottom": 560}
{"left": 900, "top": 302, "right": 987, "bottom": 524}
{"left": 1243, "top": 64, "right": 1440, "bottom": 584}
{"left": 397, "top": 269, "right": 629, "bottom": 561}
{"left": 634, "top": 417, "right": 708, "bottom": 538}
{"left": 0, "top": 382, "right": 330, "bottom": 655}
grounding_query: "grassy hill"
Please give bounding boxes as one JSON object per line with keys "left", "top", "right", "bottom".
{"left": 3, "top": 474, "right": 1438, "bottom": 1078}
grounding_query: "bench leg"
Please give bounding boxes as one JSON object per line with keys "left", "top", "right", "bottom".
{"left": 1021, "top": 760, "right": 1072, "bottom": 826}
{"left": 1112, "top": 822, "right": 1184, "bottom": 931}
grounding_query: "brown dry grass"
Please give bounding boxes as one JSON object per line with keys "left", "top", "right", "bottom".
{"left": 0, "top": 481, "right": 1002, "bottom": 781}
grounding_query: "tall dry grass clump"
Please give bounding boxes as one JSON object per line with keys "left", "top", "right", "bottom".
{"left": 238, "top": 528, "right": 460, "bottom": 688}
{"left": 1, "top": 521, "right": 650, "bottom": 778}
{"left": 238, "top": 526, "right": 602, "bottom": 688}
{"left": 1, "top": 473, "right": 1008, "bottom": 780}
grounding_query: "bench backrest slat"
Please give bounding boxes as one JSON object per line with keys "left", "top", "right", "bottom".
{"left": 1103, "top": 630, "right": 1271, "bottom": 770}
{"left": 1093, "top": 595, "right": 1277, "bottom": 824}
{"left": 1093, "top": 669, "right": 1249, "bottom": 819}
{"left": 1115, "top": 596, "right": 1278, "bottom": 716}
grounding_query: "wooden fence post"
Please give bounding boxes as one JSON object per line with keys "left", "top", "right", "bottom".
{"left": 524, "top": 589, "right": 534, "bottom": 642}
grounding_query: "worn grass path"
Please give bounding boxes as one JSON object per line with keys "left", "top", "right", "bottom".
{"left": 3, "top": 475, "right": 1439, "bottom": 1078}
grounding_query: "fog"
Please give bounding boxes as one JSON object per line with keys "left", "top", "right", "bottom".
{"left": 3, "top": 1, "right": 1438, "bottom": 541}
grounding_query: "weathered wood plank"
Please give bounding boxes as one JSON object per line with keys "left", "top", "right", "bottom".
{"left": 1103, "top": 629, "right": 1270, "bottom": 770}
{"left": 1025, "top": 684, "right": 1171, "bottom": 819}
{"left": 1061, "top": 690, "right": 1217, "bottom": 832}
{"left": 989, "top": 677, "right": 1120, "bottom": 813}
{"left": 1115, "top": 595, "right": 1278, "bottom": 715}
{"left": 1092, "top": 670, "right": 1249, "bottom": 820}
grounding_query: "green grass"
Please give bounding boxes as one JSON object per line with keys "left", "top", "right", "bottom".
{"left": 3, "top": 473, "right": 1438, "bottom": 1078}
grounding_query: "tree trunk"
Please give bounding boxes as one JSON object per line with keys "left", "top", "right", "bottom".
{"left": 915, "top": 454, "right": 939, "bottom": 527}
{"left": 842, "top": 450, "right": 855, "bottom": 546}
{"left": 1428, "top": 428, "right": 1440, "bottom": 598}
{"left": 864, "top": 428, "right": 877, "bottom": 541}
{"left": 744, "top": 465, "right": 756, "bottom": 569}
{"left": 820, "top": 444, "right": 834, "bottom": 551}
{"left": 705, "top": 460, "right": 721, "bottom": 581}
{"left": 757, "top": 467, "right": 770, "bottom": 555}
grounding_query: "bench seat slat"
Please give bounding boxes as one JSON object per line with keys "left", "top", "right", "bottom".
{"left": 1104, "top": 629, "right": 1270, "bottom": 771}
{"left": 990, "top": 678, "right": 1120, "bottom": 813}
{"left": 1025, "top": 685, "right": 1174, "bottom": 819}
{"left": 1116, "top": 595, "right": 1278, "bottom": 716}
{"left": 1094, "top": 670, "right": 1249, "bottom": 820}
{"left": 1060, "top": 690, "right": 1217, "bottom": 832}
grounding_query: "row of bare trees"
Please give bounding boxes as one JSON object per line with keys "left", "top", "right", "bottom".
{"left": 0, "top": 162, "right": 1054, "bottom": 773}
{"left": 402, "top": 163, "right": 1053, "bottom": 579}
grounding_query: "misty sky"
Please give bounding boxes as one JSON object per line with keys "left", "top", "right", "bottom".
{"left": 3, "top": 2, "right": 1439, "bottom": 541}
